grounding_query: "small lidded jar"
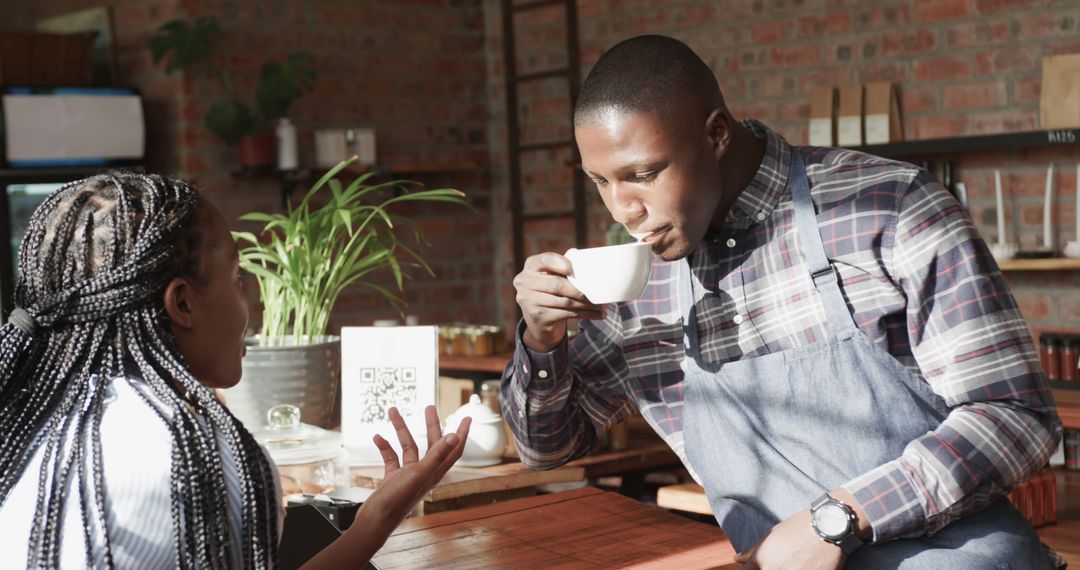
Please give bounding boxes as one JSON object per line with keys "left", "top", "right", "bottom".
{"left": 253, "top": 404, "right": 348, "bottom": 502}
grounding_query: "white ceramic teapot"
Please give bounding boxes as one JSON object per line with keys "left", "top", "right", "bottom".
{"left": 444, "top": 394, "right": 508, "bottom": 467}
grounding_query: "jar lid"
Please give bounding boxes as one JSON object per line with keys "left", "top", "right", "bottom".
{"left": 446, "top": 394, "right": 502, "bottom": 425}
{"left": 252, "top": 404, "right": 343, "bottom": 465}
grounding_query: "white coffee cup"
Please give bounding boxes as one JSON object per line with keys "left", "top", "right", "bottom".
{"left": 564, "top": 241, "right": 653, "bottom": 304}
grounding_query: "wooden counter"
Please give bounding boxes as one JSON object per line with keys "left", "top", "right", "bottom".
{"left": 371, "top": 487, "right": 738, "bottom": 569}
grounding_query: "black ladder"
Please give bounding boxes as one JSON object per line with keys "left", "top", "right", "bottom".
{"left": 501, "top": 0, "right": 587, "bottom": 273}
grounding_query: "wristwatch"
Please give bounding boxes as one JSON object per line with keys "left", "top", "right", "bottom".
{"left": 810, "top": 493, "right": 864, "bottom": 554}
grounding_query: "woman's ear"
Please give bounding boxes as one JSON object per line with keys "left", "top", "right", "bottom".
{"left": 163, "top": 276, "right": 195, "bottom": 330}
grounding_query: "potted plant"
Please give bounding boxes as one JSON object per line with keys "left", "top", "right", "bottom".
{"left": 221, "top": 158, "right": 467, "bottom": 431}
{"left": 149, "top": 17, "right": 317, "bottom": 168}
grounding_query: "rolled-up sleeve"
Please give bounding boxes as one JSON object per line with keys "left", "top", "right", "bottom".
{"left": 500, "top": 313, "right": 635, "bottom": 470}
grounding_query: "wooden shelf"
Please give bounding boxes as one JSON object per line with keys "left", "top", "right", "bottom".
{"left": 440, "top": 352, "right": 512, "bottom": 375}
{"left": 0, "top": 164, "right": 144, "bottom": 178}
{"left": 998, "top": 258, "right": 1080, "bottom": 271}
{"left": 848, "top": 128, "right": 1080, "bottom": 158}
{"left": 1053, "top": 389, "right": 1080, "bottom": 430}
{"left": 343, "top": 160, "right": 478, "bottom": 176}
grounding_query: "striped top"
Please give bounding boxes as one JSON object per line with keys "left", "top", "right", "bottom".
{"left": 0, "top": 373, "right": 283, "bottom": 568}
{"left": 500, "top": 120, "right": 1062, "bottom": 543}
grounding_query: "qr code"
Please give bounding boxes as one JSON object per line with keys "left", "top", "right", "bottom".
{"left": 356, "top": 367, "right": 418, "bottom": 422}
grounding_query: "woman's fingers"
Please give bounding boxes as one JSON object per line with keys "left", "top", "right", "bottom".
{"left": 373, "top": 434, "right": 400, "bottom": 477}
{"left": 424, "top": 405, "right": 442, "bottom": 449}
{"left": 388, "top": 407, "right": 419, "bottom": 465}
{"left": 434, "top": 417, "right": 471, "bottom": 477}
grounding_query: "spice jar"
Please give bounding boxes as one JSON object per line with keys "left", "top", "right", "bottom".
{"left": 480, "top": 380, "right": 500, "bottom": 414}
{"left": 463, "top": 325, "right": 489, "bottom": 356}
{"left": 1043, "top": 334, "right": 1061, "bottom": 382}
{"left": 442, "top": 325, "right": 465, "bottom": 356}
{"left": 438, "top": 326, "right": 451, "bottom": 355}
{"left": 483, "top": 325, "right": 504, "bottom": 353}
{"left": 1029, "top": 471, "right": 1045, "bottom": 527}
{"left": 1066, "top": 430, "right": 1080, "bottom": 471}
{"left": 1039, "top": 334, "right": 1050, "bottom": 377}
{"left": 1061, "top": 335, "right": 1079, "bottom": 382}
{"left": 1041, "top": 469, "right": 1057, "bottom": 525}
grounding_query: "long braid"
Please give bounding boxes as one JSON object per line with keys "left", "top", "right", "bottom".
{"left": 0, "top": 173, "right": 279, "bottom": 568}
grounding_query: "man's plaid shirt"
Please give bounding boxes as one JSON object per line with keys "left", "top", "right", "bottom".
{"left": 500, "top": 120, "right": 1062, "bottom": 542}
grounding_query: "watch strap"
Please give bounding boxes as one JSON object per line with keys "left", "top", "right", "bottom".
{"left": 837, "top": 529, "right": 864, "bottom": 555}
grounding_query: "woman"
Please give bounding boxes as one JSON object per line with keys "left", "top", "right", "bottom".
{"left": 0, "top": 172, "right": 470, "bottom": 568}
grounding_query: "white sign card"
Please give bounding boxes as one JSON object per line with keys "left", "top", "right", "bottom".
{"left": 340, "top": 326, "right": 439, "bottom": 465}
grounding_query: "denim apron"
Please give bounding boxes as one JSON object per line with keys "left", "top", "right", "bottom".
{"left": 679, "top": 151, "right": 1051, "bottom": 569}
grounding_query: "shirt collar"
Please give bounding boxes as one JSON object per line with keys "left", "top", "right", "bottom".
{"left": 722, "top": 119, "right": 791, "bottom": 230}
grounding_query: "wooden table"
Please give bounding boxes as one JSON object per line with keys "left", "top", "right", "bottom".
{"left": 371, "top": 487, "right": 738, "bottom": 569}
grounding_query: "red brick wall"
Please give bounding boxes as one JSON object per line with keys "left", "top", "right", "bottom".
{"left": 486, "top": 0, "right": 1080, "bottom": 336}
{"left": 6, "top": 1, "right": 1080, "bottom": 339}
{"left": 4, "top": 0, "right": 497, "bottom": 335}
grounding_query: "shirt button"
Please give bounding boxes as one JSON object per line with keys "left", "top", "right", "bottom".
{"left": 755, "top": 212, "right": 767, "bottom": 222}
{"left": 538, "top": 369, "right": 548, "bottom": 379}
{"left": 518, "top": 410, "right": 525, "bottom": 419}
{"left": 733, "top": 314, "right": 744, "bottom": 325}
{"left": 726, "top": 238, "right": 736, "bottom": 248}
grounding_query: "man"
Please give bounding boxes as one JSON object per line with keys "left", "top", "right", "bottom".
{"left": 501, "top": 35, "right": 1062, "bottom": 569}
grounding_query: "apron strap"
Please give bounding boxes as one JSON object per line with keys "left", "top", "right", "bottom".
{"left": 678, "top": 254, "right": 700, "bottom": 360}
{"left": 679, "top": 149, "right": 857, "bottom": 357}
{"left": 788, "top": 150, "right": 857, "bottom": 334}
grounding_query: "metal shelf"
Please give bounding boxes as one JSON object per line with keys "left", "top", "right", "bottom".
{"left": 848, "top": 129, "right": 1080, "bottom": 159}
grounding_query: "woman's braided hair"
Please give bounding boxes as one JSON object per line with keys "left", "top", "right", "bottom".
{"left": 0, "top": 172, "right": 278, "bottom": 568}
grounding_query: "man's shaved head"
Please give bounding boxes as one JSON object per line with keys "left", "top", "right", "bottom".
{"left": 574, "top": 35, "right": 724, "bottom": 127}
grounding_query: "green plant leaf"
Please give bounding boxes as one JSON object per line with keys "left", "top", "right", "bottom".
{"left": 149, "top": 18, "right": 220, "bottom": 73}
{"left": 239, "top": 212, "right": 283, "bottom": 222}
{"left": 231, "top": 230, "right": 260, "bottom": 244}
{"left": 337, "top": 208, "right": 354, "bottom": 237}
{"left": 256, "top": 52, "right": 318, "bottom": 120}
{"left": 206, "top": 100, "right": 255, "bottom": 145}
{"left": 237, "top": 159, "right": 466, "bottom": 338}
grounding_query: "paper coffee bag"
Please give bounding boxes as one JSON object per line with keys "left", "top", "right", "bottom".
{"left": 808, "top": 87, "right": 837, "bottom": 147}
{"left": 837, "top": 84, "right": 864, "bottom": 147}
{"left": 864, "top": 82, "right": 903, "bottom": 145}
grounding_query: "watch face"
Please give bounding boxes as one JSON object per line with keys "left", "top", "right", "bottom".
{"left": 814, "top": 504, "right": 850, "bottom": 537}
